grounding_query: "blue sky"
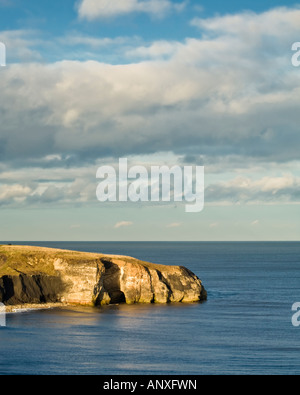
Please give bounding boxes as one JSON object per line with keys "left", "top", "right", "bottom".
{"left": 0, "top": 0, "right": 300, "bottom": 241}
{"left": 1, "top": 1, "right": 299, "bottom": 31}
{"left": 1, "top": 0, "right": 300, "bottom": 61}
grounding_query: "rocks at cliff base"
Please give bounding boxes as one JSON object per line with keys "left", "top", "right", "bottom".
{"left": 0, "top": 245, "right": 207, "bottom": 307}
{"left": 0, "top": 274, "right": 63, "bottom": 305}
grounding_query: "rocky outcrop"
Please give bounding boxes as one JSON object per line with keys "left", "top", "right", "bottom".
{"left": 0, "top": 245, "right": 207, "bottom": 307}
{"left": 0, "top": 274, "right": 63, "bottom": 305}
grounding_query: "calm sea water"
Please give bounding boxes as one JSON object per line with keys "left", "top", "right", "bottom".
{"left": 0, "top": 242, "right": 300, "bottom": 375}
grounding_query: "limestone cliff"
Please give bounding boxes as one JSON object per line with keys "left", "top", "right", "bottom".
{"left": 0, "top": 245, "right": 207, "bottom": 307}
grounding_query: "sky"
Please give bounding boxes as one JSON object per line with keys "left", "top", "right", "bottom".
{"left": 0, "top": 0, "right": 300, "bottom": 241}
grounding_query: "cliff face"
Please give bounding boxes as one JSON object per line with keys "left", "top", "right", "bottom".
{"left": 0, "top": 246, "right": 207, "bottom": 306}
{"left": 0, "top": 274, "right": 63, "bottom": 305}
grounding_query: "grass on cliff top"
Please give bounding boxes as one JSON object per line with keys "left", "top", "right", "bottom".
{"left": 0, "top": 245, "right": 101, "bottom": 276}
{"left": 0, "top": 245, "right": 179, "bottom": 277}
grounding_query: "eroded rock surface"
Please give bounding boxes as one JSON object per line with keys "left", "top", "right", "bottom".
{"left": 0, "top": 245, "right": 207, "bottom": 306}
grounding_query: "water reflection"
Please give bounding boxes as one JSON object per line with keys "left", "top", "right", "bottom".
{"left": 1, "top": 303, "right": 206, "bottom": 375}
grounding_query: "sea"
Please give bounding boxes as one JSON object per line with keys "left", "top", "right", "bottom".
{"left": 0, "top": 241, "right": 299, "bottom": 375}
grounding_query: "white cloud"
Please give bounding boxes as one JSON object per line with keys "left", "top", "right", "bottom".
{"left": 114, "top": 221, "right": 133, "bottom": 229}
{"left": 166, "top": 222, "right": 181, "bottom": 228}
{"left": 257, "top": 176, "right": 295, "bottom": 193}
{"left": 0, "top": 184, "right": 32, "bottom": 203}
{"left": 0, "top": 30, "right": 43, "bottom": 62}
{"left": 206, "top": 175, "right": 300, "bottom": 204}
{"left": 191, "top": 7, "right": 300, "bottom": 38}
{"left": 126, "top": 40, "right": 181, "bottom": 59}
{"left": 61, "top": 34, "right": 129, "bottom": 48}
{"left": 77, "top": 0, "right": 185, "bottom": 20}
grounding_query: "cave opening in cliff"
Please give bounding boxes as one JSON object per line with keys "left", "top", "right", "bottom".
{"left": 109, "top": 290, "right": 126, "bottom": 305}
{"left": 102, "top": 259, "right": 127, "bottom": 305}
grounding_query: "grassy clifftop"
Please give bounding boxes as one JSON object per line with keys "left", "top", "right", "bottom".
{"left": 0, "top": 244, "right": 184, "bottom": 276}
{"left": 0, "top": 245, "right": 100, "bottom": 277}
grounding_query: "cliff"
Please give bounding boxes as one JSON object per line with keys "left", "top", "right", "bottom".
{"left": 0, "top": 245, "right": 207, "bottom": 307}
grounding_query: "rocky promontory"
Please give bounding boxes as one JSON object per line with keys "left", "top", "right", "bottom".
{"left": 0, "top": 245, "right": 207, "bottom": 308}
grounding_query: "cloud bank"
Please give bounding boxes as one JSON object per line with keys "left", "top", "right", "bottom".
{"left": 0, "top": 6, "right": 300, "bottom": 208}
{"left": 77, "top": 0, "right": 185, "bottom": 20}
